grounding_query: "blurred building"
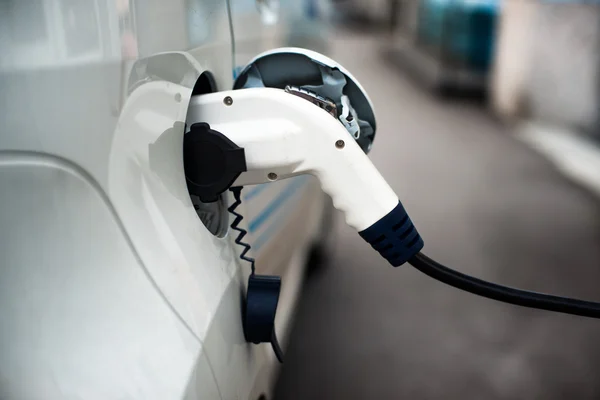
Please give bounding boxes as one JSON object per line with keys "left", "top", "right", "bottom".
{"left": 380, "top": 0, "right": 600, "bottom": 193}
{"left": 492, "top": 1, "right": 600, "bottom": 140}
{"left": 491, "top": 1, "right": 600, "bottom": 195}
{"left": 385, "top": 1, "right": 600, "bottom": 138}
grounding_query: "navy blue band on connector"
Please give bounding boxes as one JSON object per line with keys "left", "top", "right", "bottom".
{"left": 359, "top": 201, "right": 424, "bottom": 267}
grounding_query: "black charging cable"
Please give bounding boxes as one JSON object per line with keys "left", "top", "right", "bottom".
{"left": 409, "top": 252, "right": 600, "bottom": 319}
{"left": 360, "top": 201, "right": 600, "bottom": 320}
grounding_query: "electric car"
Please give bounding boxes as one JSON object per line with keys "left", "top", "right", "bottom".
{"left": 0, "top": 1, "right": 333, "bottom": 399}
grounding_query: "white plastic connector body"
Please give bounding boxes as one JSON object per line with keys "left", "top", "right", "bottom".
{"left": 186, "top": 88, "right": 398, "bottom": 232}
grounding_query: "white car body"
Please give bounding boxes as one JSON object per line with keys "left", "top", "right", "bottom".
{"left": 0, "top": 1, "right": 331, "bottom": 399}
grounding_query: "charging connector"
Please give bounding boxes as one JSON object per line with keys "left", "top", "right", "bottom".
{"left": 184, "top": 78, "right": 600, "bottom": 366}
{"left": 186, "top": 88, "right": 399, "bottom": 232}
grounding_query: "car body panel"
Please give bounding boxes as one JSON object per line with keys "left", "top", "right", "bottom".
{"left": 230, "top": 0, "right": 331, "bottom": 75}
{"left": 0, "top": 152, "right": 216, "bottom": 400}
{"left": 0, "top": 1, "right": 330, "bottom": 398}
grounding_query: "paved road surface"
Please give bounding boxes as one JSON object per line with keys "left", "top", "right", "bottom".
{"left": 275, "top": 31, "right": 600, "bottom": 400}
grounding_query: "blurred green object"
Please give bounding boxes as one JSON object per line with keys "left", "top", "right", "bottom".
{"left": 417, "top": 0, "right": 499, "bottom": 73}
{"left": 417, "top": 0, "right": 451, "bottom": 49}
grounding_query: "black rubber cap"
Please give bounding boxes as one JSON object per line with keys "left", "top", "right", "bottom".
{"left": 184, "top": 123, "right": 247, "bottom": 203}
{"left": 359, "top": 201, "right": 424, "bottom": 267}
{"left": 244, "top": 274, "right": 281, "bottom": 344}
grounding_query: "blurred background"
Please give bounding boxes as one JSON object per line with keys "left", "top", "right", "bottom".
{"left": 276, "top": 1, "right": 600, "bottom": 399}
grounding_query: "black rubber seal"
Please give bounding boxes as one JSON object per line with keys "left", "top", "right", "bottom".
{"left": 183, "top": 122, "right": 247, "bottom": 203}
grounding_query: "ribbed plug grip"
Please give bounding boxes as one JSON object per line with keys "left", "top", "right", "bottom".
{"left": 359, "top": 202, "right": 424, "bottom": 267}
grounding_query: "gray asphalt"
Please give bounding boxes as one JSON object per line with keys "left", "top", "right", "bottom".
{"left": 275, "top": 31, "right": 600, "bottom": 400}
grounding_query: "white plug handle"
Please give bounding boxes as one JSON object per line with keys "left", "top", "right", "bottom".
{"left": 186, "top": 88, "right": 398, "bottom": 231}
